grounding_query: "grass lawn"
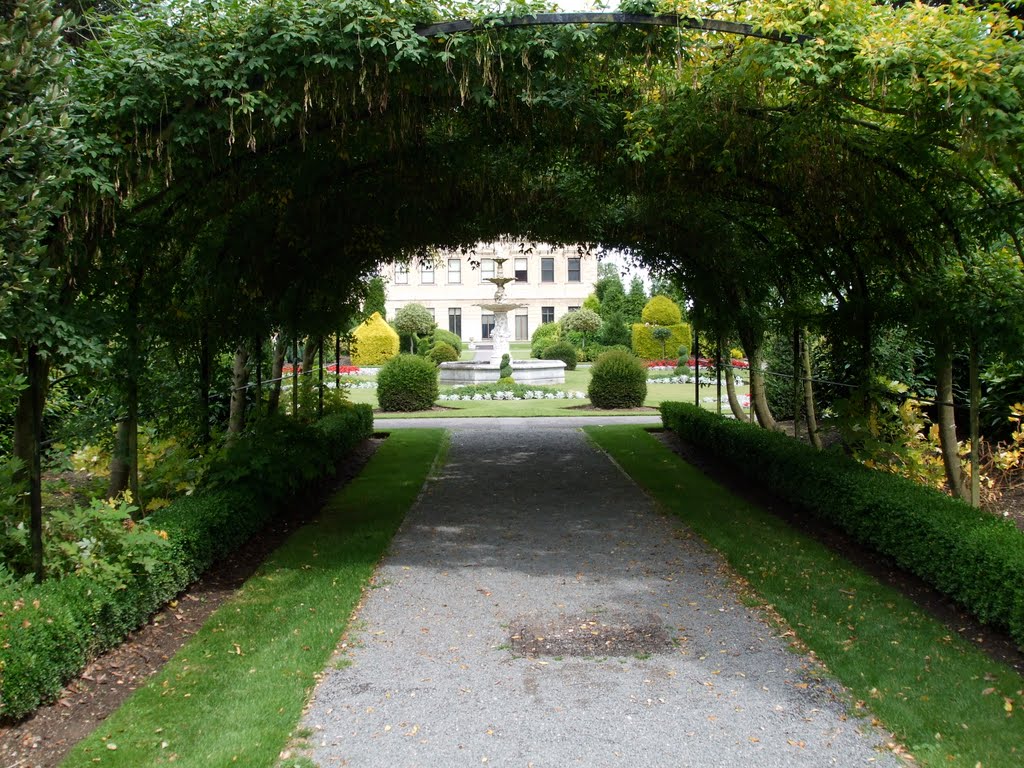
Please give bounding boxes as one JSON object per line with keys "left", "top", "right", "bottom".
{"left": 345, "top": 365, "right": 749, "bottom": 417}
{"left": 61, "top": 429, "right": 447, "bottom": 768}
{"left": 587, "top": 425, "right": 1023, "bottom": 768}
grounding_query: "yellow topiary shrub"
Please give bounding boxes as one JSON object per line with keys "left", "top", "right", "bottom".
{"left": 631, "top": 323, "right": 692, "bottom": 360}
{"left": 351, "top": 312, "right": 399, "bottom": 365}
{"left": 641, "top": 295, "right": 683, "bottom": 326}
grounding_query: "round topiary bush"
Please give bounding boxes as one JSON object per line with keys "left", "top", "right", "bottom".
{"left": 428, "top": 341, "right": 459, "bottom": 365}
{"left": 641, "top": 295, "right": 683, "bottom": 326}
{"left": 433, "top": 328, "right": 463, "bottom": 354}
{"left": 377, "top": 354, "right": 439, "bottom": 411}
{"left": 543, "top": 340, "right": 577, "bottom": 371}
{"left": 588, "top": 349, "right": 647, "bottom": 408}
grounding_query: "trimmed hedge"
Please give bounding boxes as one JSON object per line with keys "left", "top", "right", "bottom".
{"left": 432, "top": 328, "right": 463, "bottom": 354}
{"left": 631, "top": 322, "right": 691, "bottom": 360}
{"left": 377, "top": 353, "right": 438, "bottom": 411}
{"left": 530, "top": 321, "right": 560, "bottom": 359}
{"left": 542, "top": 340, "right": 577, "bottom": 371}
{"left": 0, "top": 406, "right": 373, "bottom": 720}
{"left": 641, "top": 295, "right": 683, "bottom": 325}
{"left": 351, "top": 311, "right": 399, "bottom": 365}
{"left": 428, "top": 341, "right": 459, "bottom": 364}
{"left": 588, "top": 349, "right": 647, "bottom": 408}
{"left": 660, "top": 402, "right": 1024, "bottom": 648}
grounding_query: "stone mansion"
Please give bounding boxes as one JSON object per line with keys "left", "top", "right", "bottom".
{"left": 382, "top": 243, "right": 599, "bottom": 343}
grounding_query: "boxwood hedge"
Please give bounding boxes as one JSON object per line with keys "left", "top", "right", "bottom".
{"left": 660, "top": 402, "right": 1024, "bottom": 648}
{"left": 0, "top": 405, "right": 373, "bottom": 720}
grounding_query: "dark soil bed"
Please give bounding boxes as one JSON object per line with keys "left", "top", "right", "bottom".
{"left": 0, "top": 437, "right": 383, "bottom": 768}
{"left": 652, "top": 428, "right": 1024, "bottom": 675}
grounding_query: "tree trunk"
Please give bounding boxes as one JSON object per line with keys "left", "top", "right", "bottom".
{"left": 108, "top": 419, "right": 130, "bottom": 497}
{"left": 935, "top": 337, "right": 968, "bottom": 501}
{"left": 227, "top": 342, "right": 251, "bottom": 437}
{"left": 301, "top": 336, "right": 318, "bottom": 377}
{"left": 737, "top": 324, "right": 776, "bottom": 430}
{"left": 725, "top": 357, "right": 749, "bottom": 422}
{"left": 267, "top": 334, "right": 287, "bottom": 416}
{"left": 748, "top": 352, "right": 776, "bottom": 430}
{"left": 802, "top": 329, "right": 822, "bottom": 450}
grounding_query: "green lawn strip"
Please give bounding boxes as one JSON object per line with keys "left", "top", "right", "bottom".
{"left": 586, "top": 425, "right": 1023, "bottom": 768}
{"left": 61, "top": 429, "right": 447, "bottom": 768}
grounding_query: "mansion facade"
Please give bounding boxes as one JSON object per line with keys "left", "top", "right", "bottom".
{"left": 382, "top": 243, "right": 598, "bottom": 342}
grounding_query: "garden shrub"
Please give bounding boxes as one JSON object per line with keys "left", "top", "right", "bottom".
{"left": 377, "top": 354, "right": 438, "bottom": 411}
{"left": 350, "top": 312, "right": 399, "bottom": 366}
{"left": 0, "top": 406, "right": 373, "bottom": 719}
{"left": 499, "top": 353, "right": 513, "bottom": 379}
{"left": 530, "top": 322, "right": 560, "bottom": 359}
{"left": 428, "top": 341, "right": 459, "bottom": 365}
{"left": 598, "top": 311, "right": 631, "bottom": 347}
{"left": 641, "top": 295, "right": 683, "bottom": 326}
{"left": 588, "top": 350, "right": 647, "bottom": 408}
{"left": 631, "top": 323, "right": 691, "bottom": 360}
{"left": 432, "top": 328, "right": 463, "bottom": 355}
{"left": 659, "top": 402, "right": 1024, "bottom": 648}
{"left": 542, "top": 341, "right": 577, "bottom": 371}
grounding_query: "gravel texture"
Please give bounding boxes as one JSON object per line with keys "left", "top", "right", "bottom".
{"left": 299, "top": 425, "right": 898, "bottom": 767}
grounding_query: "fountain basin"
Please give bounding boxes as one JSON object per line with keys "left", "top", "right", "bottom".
{"left": 439, "top": 359, "right": 567, "bottom": 385}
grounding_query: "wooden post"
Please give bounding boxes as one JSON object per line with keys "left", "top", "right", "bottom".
{"left": 693, "top": 327, "right": 700, "bottom": 407}
{"left": 969, "top": 337, "right": 981, "bottom": 507}
{"left": 793, "top": 323, "right": 801, "bottom": 441}
{"left": 318, "top": 338, "right": 324, "bottom": 418}
{"left": 715, "top": 337, "right": 722, "bottom": 416}
{"left": 292, "top": 337, "right": 299, "bottom": 417}
{"left": 335, "top": 332, "right": 341, "bottom": 391}
{"left": 255, "top": 336, "right": 263, "bottom": 417}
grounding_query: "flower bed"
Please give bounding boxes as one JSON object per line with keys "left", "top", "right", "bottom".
{"left": 645, "top": 358, "right": 749, "bottom": 370}
{"left": 282, "top": 364, "right": 361, "bottom": 375}
{"left": 439, "top": 390, "right": 586, "bottom": 401}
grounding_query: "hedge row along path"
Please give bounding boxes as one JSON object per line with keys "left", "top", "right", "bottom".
{"left": 296, "top": 422, "right": 897, "bottom": 767}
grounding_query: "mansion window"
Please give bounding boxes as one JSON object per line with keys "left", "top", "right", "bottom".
{"left": 515, "top": 258, "right": 528, "bottom": 282}
{"left": 481, "top": 258, "right": 495, "bottom": 282}
{"left": 421, "top": 263, "right": 434, "bottom": 284}
{"left": 567, "top": 257, "right": 581, "bottom": 282}
{"left": 448, "top": 258, "right": 461, "bottom": 284}
{"left": 541, "top": 306, "right": 555, "bottom": 324}
{"left": 541, "top": 258, "right": 554, "bottom": 283}
{"left": 481, "top": 313, "right": 495, "bottom": 339}
{"left": 395, "top": 264, "right": 409, "bottom": 284}
{"left": 448, "top": 307, "right": 462, "bottom": 337}
{"left": 515, "top": 314, "right": 529, "bottom": 341}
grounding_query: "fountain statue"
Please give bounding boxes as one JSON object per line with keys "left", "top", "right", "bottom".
{"left": 477, "top": 258, "right": 526, "bottom": 364}
{"left": 438, "top": 258, "right": 567, "bottom": 385}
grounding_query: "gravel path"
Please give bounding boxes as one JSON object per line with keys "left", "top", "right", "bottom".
{"left": 299, "top": 426, "right": 898, "bottom": 767}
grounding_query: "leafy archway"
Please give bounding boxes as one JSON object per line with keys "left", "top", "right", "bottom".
{"left": 4, "top": 0, "right": 1024, "bottom": 573}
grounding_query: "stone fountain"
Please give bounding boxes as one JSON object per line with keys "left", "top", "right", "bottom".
{"left": 477, "top": 258, "right": 525, "bottom": 364}
{"left": 438, "top": 258, "right": 566, "bottom": 385}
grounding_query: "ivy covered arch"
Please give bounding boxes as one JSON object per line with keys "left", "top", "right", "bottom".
{"left": 4, "top": 0, "right": 1024, "bottom": 556}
